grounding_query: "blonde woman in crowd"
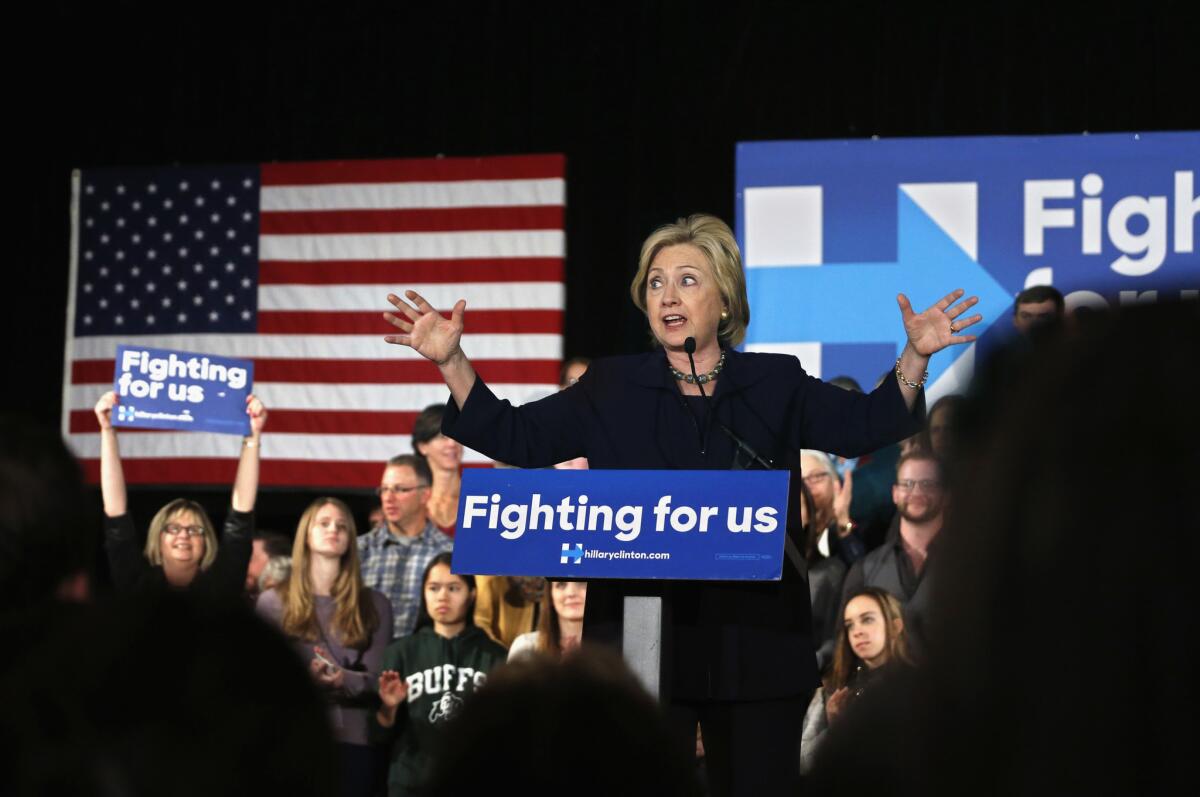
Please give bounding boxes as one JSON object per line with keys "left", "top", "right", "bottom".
{"left": 257, "top": 497, "right": 393, "bottom": 797}
{"left": 94, "top": 390, "right": 266, "bottom": 597}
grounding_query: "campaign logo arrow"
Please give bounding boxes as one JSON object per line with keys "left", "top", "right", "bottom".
{"left": 744, "top": 186, "right": 1012, "bottom": 393}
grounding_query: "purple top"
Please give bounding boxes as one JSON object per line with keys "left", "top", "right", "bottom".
{"left": 256, "top": 587, "right": 393, "bottom": 746}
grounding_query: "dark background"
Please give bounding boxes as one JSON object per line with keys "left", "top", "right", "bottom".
{"left": 11, "top": 1, "right": 1195, "bottom": 540}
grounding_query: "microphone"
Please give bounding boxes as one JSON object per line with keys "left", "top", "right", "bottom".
{"left": 683, "top": 337, "right": 703, "bottom": 394}
{"left": 685, "top": 336, "right": 773, "bottom": 470}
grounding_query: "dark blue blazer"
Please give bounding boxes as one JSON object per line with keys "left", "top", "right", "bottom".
{"left": 444, "top": 347, "right": 923, "bottom": 700}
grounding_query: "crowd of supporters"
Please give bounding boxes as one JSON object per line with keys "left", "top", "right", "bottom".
{"left": 4, "top": 295, "right": 1196, "bottom": 796}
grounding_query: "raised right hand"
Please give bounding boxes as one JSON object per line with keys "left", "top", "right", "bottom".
{"left": 383, "top": 290, "right": 466, "bottom": 366}
{"left": 378, "top": 670, "right": 409, "bottom": 708}
{"left": 94, "top": 391, "right": 118, "bottom": 431}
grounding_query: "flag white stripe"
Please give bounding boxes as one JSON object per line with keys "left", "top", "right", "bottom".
{"left": 70, "top": 333, "right": 562, "bottom": 361}
{"left": 260, "top": 179, "right": 565, "bottom": 211}
{"left": 67, "top": 432, "right": 494, "bottom": 463}
{"left": 258, "top": 230, "right": 565, "bottom": 262}
{"left": 257, "top": 282, "right": 564, "bottom": 311}
{"left": 66, "top": 382, "right": 558, "bottom": 413}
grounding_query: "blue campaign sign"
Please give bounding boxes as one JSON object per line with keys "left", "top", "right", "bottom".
{"left": 451, "top": 469, "right": 791, "bottom": 581}
{"left": 736, "top": 132, "right": 1199, "bottom": 399}
{"left": 111, "top": 345, "right": 254, "bottom": 435}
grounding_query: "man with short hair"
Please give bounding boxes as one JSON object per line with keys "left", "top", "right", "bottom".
{"left": 245, "top": 529, "right": 291, "bottom": 598}
{"left": 1012, "top": 285, "right": 1065, "bottom": 335}
{"left": 358, "top": 454, "right": 454, "bottom": 637}
{"left": 841, "top": 451, "right": 947, "bottom": 651}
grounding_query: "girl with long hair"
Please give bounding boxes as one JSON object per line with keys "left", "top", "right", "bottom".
{"left": 374, "top": 553, "right": 506, "bottom": 796}
{"left": 94, "top": 390, "right": 267, "bottom": 596}
{"left": 800, "top": 587, "right": 913, "bottom": 774}
{"left": 256, "top": 497, "right": 394, "bottom": 797}
{"left": 506, "top": 579, "right": 587, "bottom": 660}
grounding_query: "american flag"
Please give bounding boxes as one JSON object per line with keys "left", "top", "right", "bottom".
{"left": 63, "top": 155, "right": 566, "bottom": 487}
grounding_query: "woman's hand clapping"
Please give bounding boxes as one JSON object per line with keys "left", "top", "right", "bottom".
{"left": 378, "top": 670, "right": 410, "bottom": 709}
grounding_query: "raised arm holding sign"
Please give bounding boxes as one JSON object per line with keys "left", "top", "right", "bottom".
{"left": 95, "top": 390, "right": 267, "bottom": 596}
{"left": 382, "top": 213, "right": 979, "bottom": 794}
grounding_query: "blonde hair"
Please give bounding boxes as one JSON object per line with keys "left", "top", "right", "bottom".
{"left": 144, "top": 498, "right": 218, "bottom": 571}
{"left": 629, "top": 214, "right": 750, "bottom": 347}
{"left": 279, "top": 497, "right": 378, "bottom": 650}
{"left": 830, "top": 588, "right": 913, "bottom": 689}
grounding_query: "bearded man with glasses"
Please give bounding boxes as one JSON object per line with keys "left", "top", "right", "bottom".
{"left": 840, "top": 451, "right": 947, "bottom": 656}
{"left": 358, "top": 454, "right": 454, "bottom": 638}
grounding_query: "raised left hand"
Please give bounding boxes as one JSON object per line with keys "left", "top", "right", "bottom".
{"left": 897, "top": 289, "right": 983, "bottom": 356}
{"left": 245, "top": 394, "right": 268, "bottom": 436}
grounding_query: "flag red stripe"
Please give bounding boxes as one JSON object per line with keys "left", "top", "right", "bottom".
{"left": 261, "top": 154, "right": 565, "bottom": 186}
{"left": 258, "top": 309, "right": 562, "bottom": 334}
{"left": 258, "top": 258, "right": 563, "bottom": 285}
{"left": 71, "top": 358, "right": 559, "bottom": 386}
{"left": 259, "top": 206, "right": 564, "bottom": 235}
{"left": 80, "top": 458, "right": 494, "bottom": 488}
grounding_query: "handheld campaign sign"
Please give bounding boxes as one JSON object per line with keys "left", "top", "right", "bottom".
{"left": 451, "top": 469, "right": 790, "bottom": 580}
{"left": 110, "top": 345, "right": 254, "bottom": 435}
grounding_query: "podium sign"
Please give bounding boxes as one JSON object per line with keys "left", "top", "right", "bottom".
{"left": 452, "top": 469, "right": 790, "bottom": 580}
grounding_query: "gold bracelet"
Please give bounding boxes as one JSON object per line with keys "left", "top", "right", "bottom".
{"left": 894, "top": 357, "right": 928, "bottom": 390}
{"left": 243, "top": 438, "right": 257, "bottom": 449}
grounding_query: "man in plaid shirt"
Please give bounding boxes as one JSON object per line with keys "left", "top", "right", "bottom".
{"left": 358, "top": 454, "right": 454, "bottom": 637}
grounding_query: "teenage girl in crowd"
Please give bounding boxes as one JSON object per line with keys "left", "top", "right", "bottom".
{"left": 411, "top": 404, "right": 463, "bottom": 537}
{"left": 800, "top": 587, "right": 913, "bottom": 774}
{"left": 256, "top": 497, "right": 393, "bottom": 797}
{"left": 94, "top": 391, "right": 266, "bottom": 597}
{"left": 374, "top": 552, "right": 506, "bottom": 796}
{"left": 507, "top": 579, "right": 587, "bottom": 660}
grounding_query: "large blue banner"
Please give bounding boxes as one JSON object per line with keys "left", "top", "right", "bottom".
{"left": 451, "top": 469, "right": 791, "bottom": 580}
{"left": 736, "top": 132, "right": 1199, "bottom": 399}
{"left": 111, "top": 345, "right": 254, "bottom": 435}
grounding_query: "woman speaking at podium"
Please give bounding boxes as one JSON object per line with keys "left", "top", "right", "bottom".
{"left": 383, "top": 214, "right": 978, "bottom": 795}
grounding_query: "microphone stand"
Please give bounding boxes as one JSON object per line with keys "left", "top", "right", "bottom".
{"left": 684, "top": 338, "right": 806, "bottom": 579}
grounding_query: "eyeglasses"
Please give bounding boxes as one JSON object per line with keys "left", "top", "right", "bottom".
{"left": 802, "top": 472, "right": 832, "bottom": 486}
{"left": 895, "top": 479, "right": 943, "bottom": 493}
{"left": 163, "top": 523, "right": 205, "bottom": 537}
{"left": 376, "top": 484, "right": 428, "bottom": 496}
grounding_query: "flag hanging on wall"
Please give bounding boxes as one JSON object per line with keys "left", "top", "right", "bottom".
{"left": 63, "top": 154, "right": 566, "bottom": 487}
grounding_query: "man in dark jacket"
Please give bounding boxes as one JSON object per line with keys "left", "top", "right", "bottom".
{"left": 841, "top": 450, "right": 946, "bottom": 654}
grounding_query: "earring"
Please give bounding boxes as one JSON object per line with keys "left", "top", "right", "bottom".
{"left": 720, "top": 309, "right": 729, "bottom": 320}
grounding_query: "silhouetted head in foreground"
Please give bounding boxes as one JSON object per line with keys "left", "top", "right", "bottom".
{"left": 0, "top": 417, "right": 94, "bottom": 609}
{"left": 809, "top": 302, "right": 1199, "bottom": 796}
{"left": 6, "top": 593, "right": 337, "bottom": 796}
{"left": 426, "top": 646, "right": 702, "bottom": 796}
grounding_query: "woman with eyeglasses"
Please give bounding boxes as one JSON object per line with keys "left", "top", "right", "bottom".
{"left": 94, "top": 390, "right": 266, "bottom": 597}
{"left": 799, "top": 449, "right": 865, "bottom": 567}
{"left": 507, "top": 579, "right": 587, "bottom": 660}
{"left": 374, "top": 552, "right": 506, "bottom": 797}
{"left": 800, "top": 587, "right": 913, "bottom": 774}
{"left": 257, "top": 497, "right": 394, "bottom": 797}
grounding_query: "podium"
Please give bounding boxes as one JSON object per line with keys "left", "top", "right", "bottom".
{"left": 453, "top": 468, "right": 791, "bottom": 698}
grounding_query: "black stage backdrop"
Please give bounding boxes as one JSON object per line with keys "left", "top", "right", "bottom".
{"left": 11, "top": 1, "right": 1194, "bottom": 557}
